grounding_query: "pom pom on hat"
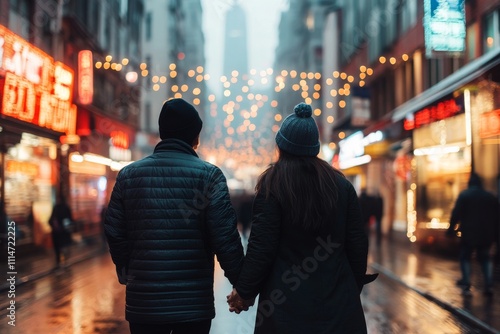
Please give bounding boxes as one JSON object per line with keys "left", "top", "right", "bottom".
{"left": 275, "top": 102, "right": 320, "bottom": 157}
{"left": 158, "top": 98, "right": 203, "bottom": 145}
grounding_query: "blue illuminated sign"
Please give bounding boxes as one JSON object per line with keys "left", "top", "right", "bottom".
{"left": 424, "top": 0, "right": 466, "bottom": 57}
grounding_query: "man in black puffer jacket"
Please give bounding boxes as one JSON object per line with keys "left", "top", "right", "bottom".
{"left": 105, "top": 98, "right": 244, "bottom": 334}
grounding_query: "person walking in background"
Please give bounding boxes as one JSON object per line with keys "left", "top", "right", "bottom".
{"left": 227, "top": 103, "right": 376, "bottom": 333}
{"left": 105, "top": 98, "right": 244, "bottom": 334}
{"left": 48, "top": 195, "right": 73, "bottom": 267}
{"left": 373, "top": 192, "right": 384, "bottom": 245}
{"left": 358, "top": 189, "right": 374, "bottom": 239}
{"left": 447, "top": 173, "right": 500, "bottom": 296}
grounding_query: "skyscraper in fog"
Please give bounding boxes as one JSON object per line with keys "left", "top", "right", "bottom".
{"left": 223, "top": 3, "right": 248, "bottom": 77}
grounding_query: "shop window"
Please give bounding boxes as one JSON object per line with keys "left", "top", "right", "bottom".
{"left": 466, "top": 22, "right": 479, "bottom": 61}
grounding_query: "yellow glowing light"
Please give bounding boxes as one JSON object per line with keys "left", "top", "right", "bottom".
{"left": 314, "top": 109, "right": 321, "bottom": 116}
{"left": 95, "top": 62, "right": 102, "bottom": 69}
{"left": 314, "top": 84, "right": 321, "bottom": 91}
{"left": 169, "top": 63, "right": 176, "bottom": 70}
{"left": 193, "top": 88, "right": 201, "bottom": 95}
{"left": 111, "top": 63, "right": 117, "bottom": 70}
{"left": 242, "top": 86, "right": 249, "bottom": 93}
{"left": 141, "top": 69, "right": 148, "bottom": 76}
{"left": 220, "top": 75, "right": 227, "bottom": 82}
{"left": 248, "top": 93, "right": 255, "bottom": 100}
{"left": 106, "top": 55, "right": 112, "bottom": 62}
{"left": 171, "top": 85, "right": 179, "bottom": 92}
{"left": 333, "top": 71, "right": 339, "bottom": 78}
{"left": 196, "top": 66, "right": 204, "bottom": 73}
{"left": 266, "top": 68, "right": 273, "bottom": 75}
{"left": 193, "top": 98, "right": 200, "bottom": 105}
{"left": 248, "top": 79, "right": 255, "bottom": 86}
{"left": 314, "top": 72, "right": 321, "bottom": 80}
{"left": 153, "top": 84, "right": 160, "bottom": 91}
{"left": 366, "top": 68, "right": 373, "bottom": 75}
{"left": 152, "top": 76, "right": 159, "bottom": 83}
{"left": 174, "top": 92, "right": 182, "bottom": 98}
{"left": 329, "top": 142, "right": 336, "bottom": 149}
{"left": 224, "top": 90, "right": 231, "bottom": 97}
{"left": 327, "top": 116, "right": 334, "bottom": 123}
{"left": 115, "top": 64, "right": 122, "bottom": 71}
{"left": 360, "top": 73, "right": 366, "bottom": 79}
{"left": 339, "top": 100, "right": 346, "bottom": 108}
{"left": 340, "top": 72, "right": 347, "bottom": 80}
{"left": 121, "top": 58, "right": 129, "bottom": 65}
{"left": 271, "top": 100, "right": 278, "bottom": 107}
{"left": 208, "top": 94, "right": 215, "bottom": 102}
{"left": 402, "top": 54, "right": 409, "bottom": 61}
{"left": 326, "top": 102, "right": 333, "bottom": 108}
{"left": 140, "top": 63, "right": 147, "bottom": 70}
{"left": 390, "top": 57, "right": 396, "bottom": 65}
{"left": 326, "top": 78, "right": 333, "bottom": 85}
{"left": 307, "top": 72, "right": 314, "bottom": 80}
{"left": 347, "top": 76, "right": 354, "bottom": 83}
{"left": 170, "top": 71, "right": 177, "bottom": 78}
{"left": 188, "top": 70, "right": 195, "bottom": 77}
{"left": 300, "top": 72, "right": 307, "bottom": 79}
{"left": 181, "top": 84, "right": 188, "bottom": 92}
{"left": 487, "top": 36, "right": 494, "bottom": 47}
{"left": 330, "top": 89, "right": 337, "bottom": 97}
{"left": 196, "top": 75, "right": 203, "bottom": 82}
{"left": 359, "top": 81, "right": 365, "bottom": 87}
{"left": 305, "top": 97, "right": 312, "bottom": 104}
{"left": 339, "top": 88, "right": 344, "bottom": 95}
{"left": 103, "top": 62, "right": 110, "bottom": 69}
{"left": 339, "top": 132, "right": 346, "bottom": 139}
{"left": 301, "top": 91, "right": 308, "bottom": 98}
{"left": 360, "top": 65, "right": 366, "bottom": 72}
{"left": 379, "top": 56, "right": 386, "bottom": 64}
{"left": 204, "top": 74, "right": 210, "bottom": 80}
{"left": 160, "top": 76, "right": 167, "bottom": 83}
{"left": 313, "top": 92, "right": 320, "bottom": 99}
{"left": 281, "top": 70, "right": 288, "bottom": 76}
{"left": 290, "top": 70, "right": 297, "bottom": 78}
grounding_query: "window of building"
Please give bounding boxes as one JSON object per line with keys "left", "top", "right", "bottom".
{"left": 483, "top": 10, "right": 499, "bottom": 53}
{"left": 146, "top": 12, "right": 152, "bottom": 41}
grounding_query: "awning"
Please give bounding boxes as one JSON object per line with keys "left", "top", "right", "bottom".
{"left": 392, "top": 48, "right": 500, "bottom": 122}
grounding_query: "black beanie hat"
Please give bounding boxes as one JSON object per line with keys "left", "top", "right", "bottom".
{"left": 275, "top": 102, "right": 320, "bottom": 156}
{"left": 158, "top": 98, "right": 203, "bottom": 145}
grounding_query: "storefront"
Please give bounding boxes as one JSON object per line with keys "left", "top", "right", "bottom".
{"left": 0, "top": 24, "right": 78, "bottom": 247}
{"left": 391, "top": 48, "right": 500, "bottom": 251}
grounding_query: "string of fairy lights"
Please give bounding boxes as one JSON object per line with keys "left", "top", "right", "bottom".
{"left": 94, "top": 53, "right": 412, "bottom": 182}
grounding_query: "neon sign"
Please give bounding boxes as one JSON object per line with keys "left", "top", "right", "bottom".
{"left": 424, "top": 0, "right": 466, "bottom": 57}
{"left": 0, "top": 24, "right": 77, "bottom": 135}
{"left": 404, "top": 98, "right": 462, "bottom": 130}
{"left": 78, "top": 50, "right": 93, "bottom": 105}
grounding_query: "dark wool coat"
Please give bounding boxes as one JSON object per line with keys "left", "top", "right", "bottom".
{"left": 448, "top": 185, "right": 499, "bottom": 246}
{"left": 236, "top": 173, "right": 369, "bottom": 334}
{"left": 105, "top": 139, "right": 244, "bottom": 324}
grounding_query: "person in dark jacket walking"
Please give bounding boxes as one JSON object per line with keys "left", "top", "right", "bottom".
{"left": 227, "top": 103, "right": 376, "bottom": 334}
{"left": 49, "top": 195, "right": 73, "bottom": 267}
{"left": 447, "top": 173, "right": 499, "bottom": 296}
{"left": 105, "top": 98, "right": 244, "bottom": 334}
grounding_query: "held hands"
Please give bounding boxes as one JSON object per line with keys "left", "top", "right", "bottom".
{"left": 226, "top": 288, "right": 255, "bottom": 314}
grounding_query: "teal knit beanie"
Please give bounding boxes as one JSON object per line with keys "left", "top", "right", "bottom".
{"left": 275, "top": 103, "right": 320, "bottom": 156}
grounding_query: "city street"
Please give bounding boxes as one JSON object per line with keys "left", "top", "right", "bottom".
{"left": 0, "top": 247, "right": 487, "bottom": 334}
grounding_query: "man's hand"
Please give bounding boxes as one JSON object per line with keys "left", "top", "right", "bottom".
{"left": 226, "top": 288, "right": 255, "bottom": 314}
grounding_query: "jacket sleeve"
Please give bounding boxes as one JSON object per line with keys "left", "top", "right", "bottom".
{"left": 235, "top": 191, "right": 282, "bottom": 300}
{"left": 344, "top": 183, "right": 368, "bottom": 292}
{"left": 448, "top": 194, "right": 464, "bottom": 235}
{"left": 104, "top": 173, "right": 130, "bottom": 280}
{"left": 205, "top": 167, "right": 244, "bottom": 286}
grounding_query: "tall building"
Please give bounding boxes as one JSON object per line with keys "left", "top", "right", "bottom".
{"left": 0, "top": 0, "right": 143, "bottom": 249}
{"left": 138, "top": 0, "right": 206, "bottom": 157}
{"left": 223, "top": 3, "right": 248, "bottom": 78}
{"left": 329, "top": 0, "right": 500, "bottom": 250}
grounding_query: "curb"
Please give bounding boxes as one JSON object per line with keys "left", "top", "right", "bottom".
{"left": 370, "top": 262, "right": 500, "bottom": 334}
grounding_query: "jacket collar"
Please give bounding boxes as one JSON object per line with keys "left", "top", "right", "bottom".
{"left": 154, "top": 138, "right": 199, "bottom": 157}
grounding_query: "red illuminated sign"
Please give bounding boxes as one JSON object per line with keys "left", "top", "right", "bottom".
{"left": 479, "top": 109, "right": 500, "bottom": 138}
{"left": 404, "top": 98, "right": 462, "bottom": 130}
{"left": 78, "top": 50, "right": 93, "bottom": 105}
{"left": 0, "top": 24, "right": 77, "bottom": 135}
{"left": 110, "top": 131, "right": 130, "bottom": 149}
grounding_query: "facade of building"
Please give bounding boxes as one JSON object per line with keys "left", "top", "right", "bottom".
{"left": 330, "top": 0, "right": 500, "bottom": 250}
{"left": 138, "top": 0, "right": 206, "bottom": 158}
{"left": 0, "top": 0, "right": 143, "bottom": 249}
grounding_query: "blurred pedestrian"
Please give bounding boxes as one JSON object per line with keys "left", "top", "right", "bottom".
{"left": 237, "top": 192, "right": 254, "bottom": 241}
{"left": 358, "top": 189, "right": 374, "bottom": 238}
{"left": 105, "top": 98, "right": 244, "bottom": 334}
{"left": 48, "top": 195, "right": 73, "bottom": 267}
{"left": 447, "top": 173, "right": 500, "bottom": 296}
{"left": 373, "top": 192, "right": 384, "bottom": 245}
{"left": 227, "top": 103, "right": 376, "bottom": 333}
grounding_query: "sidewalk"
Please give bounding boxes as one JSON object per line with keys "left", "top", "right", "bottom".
{"left": 2, "top": 231, "right": 500, "bottom": 333}
{"left": 0, "top": 235, "right": 107, "bottom": 292}
{"left": 369, "top": 234, "right": 500, "bottom": 334}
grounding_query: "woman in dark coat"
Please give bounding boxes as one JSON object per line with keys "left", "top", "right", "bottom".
{"left": 228, "top": 103, "right": 375, "bottom": 334}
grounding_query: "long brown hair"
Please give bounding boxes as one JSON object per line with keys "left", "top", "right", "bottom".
{"left": 256, "top": 149, "right": 342, "bottom": 231}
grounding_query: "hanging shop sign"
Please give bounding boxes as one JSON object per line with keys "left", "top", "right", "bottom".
{"left": 423, "top": 0, "right": 466, "bottom": 58}
{"left": 78, "top": 50, "right": 93, "bottom": 105}
{"left": 0, "top": 24, "right": 78, "bottom": 137}
{"left": 403, "top": 97, "right": 462, "bottom": 130}
{"left": 479, "top": 109, "right": 500, "bottom": 138}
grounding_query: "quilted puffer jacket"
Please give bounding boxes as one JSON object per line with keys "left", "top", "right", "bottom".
{"left": 105, "top": 139, "right": 244, "bottom": 324}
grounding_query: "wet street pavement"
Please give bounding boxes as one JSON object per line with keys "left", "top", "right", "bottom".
{"left": 1, "top": 238, "right": 494, "bottom": 334}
